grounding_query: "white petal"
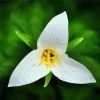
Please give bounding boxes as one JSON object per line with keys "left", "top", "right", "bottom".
{"left": 37, "top": 12, "right": 68, "bottom": 54}
{"left": 8, "top": 50, "right": 50, "bottom": 87}
{"left": 52, "top": 55, "right": 96, "bottom": 84}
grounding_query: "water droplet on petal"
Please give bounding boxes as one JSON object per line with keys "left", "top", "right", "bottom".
{"left": 62, "top": 41, "right": 65, "bottom": 44}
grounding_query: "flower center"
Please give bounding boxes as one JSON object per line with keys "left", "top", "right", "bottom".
{"left": 41, "top": 49, "right": 60, "bottom": 68}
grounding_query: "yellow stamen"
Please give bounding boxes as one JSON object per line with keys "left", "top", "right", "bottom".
{"left": 40, "top": 49, "right": 60, "bottom": 68}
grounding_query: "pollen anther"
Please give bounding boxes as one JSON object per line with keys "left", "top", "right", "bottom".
{"left": 41, "top": 49, "right": 60, "bottom": 68}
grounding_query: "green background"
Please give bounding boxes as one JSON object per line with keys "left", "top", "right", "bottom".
{"left": 0, "top": 0, "right": 100, "bottom": 100}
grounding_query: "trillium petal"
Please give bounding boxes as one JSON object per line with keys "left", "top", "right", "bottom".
{"left": 37, "top": 12, "right": 68, "bottom": 54}
{"left": 8, "top": 50, "right": 50, "bottom": 87}
{"left": 52, "top": 55, "right": 96, "bottom": 84}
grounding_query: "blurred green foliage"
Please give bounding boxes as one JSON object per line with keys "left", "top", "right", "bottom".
{"left": 0, "top": 0, "right": 100, "bottom": 100}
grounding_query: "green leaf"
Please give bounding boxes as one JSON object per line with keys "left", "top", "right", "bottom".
{"left": 15, "top": 30, "right": 36, "bottom": 49}
{"left": 67, "top": 37, "right": 84, "bottom": 51}
{"left": 43, "top": 72, "right": 52, "bottom": 88}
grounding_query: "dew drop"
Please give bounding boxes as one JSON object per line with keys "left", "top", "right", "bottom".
{"left": 62, "top": 41, "right": 65, "bottom": 44}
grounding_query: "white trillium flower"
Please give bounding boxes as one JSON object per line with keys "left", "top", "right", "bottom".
{"left": 8, "top": 12, "right": 96, "bottom": 87}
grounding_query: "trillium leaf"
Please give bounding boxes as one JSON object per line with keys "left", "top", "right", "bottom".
{"left": 15, "top": 30, "right": 36, "bottom": 49}
{"left": 44, "top": 72, "right": 52, "bottom": 88}
{"left": 67, "top": 37, "right": 84, "bottom": 51}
